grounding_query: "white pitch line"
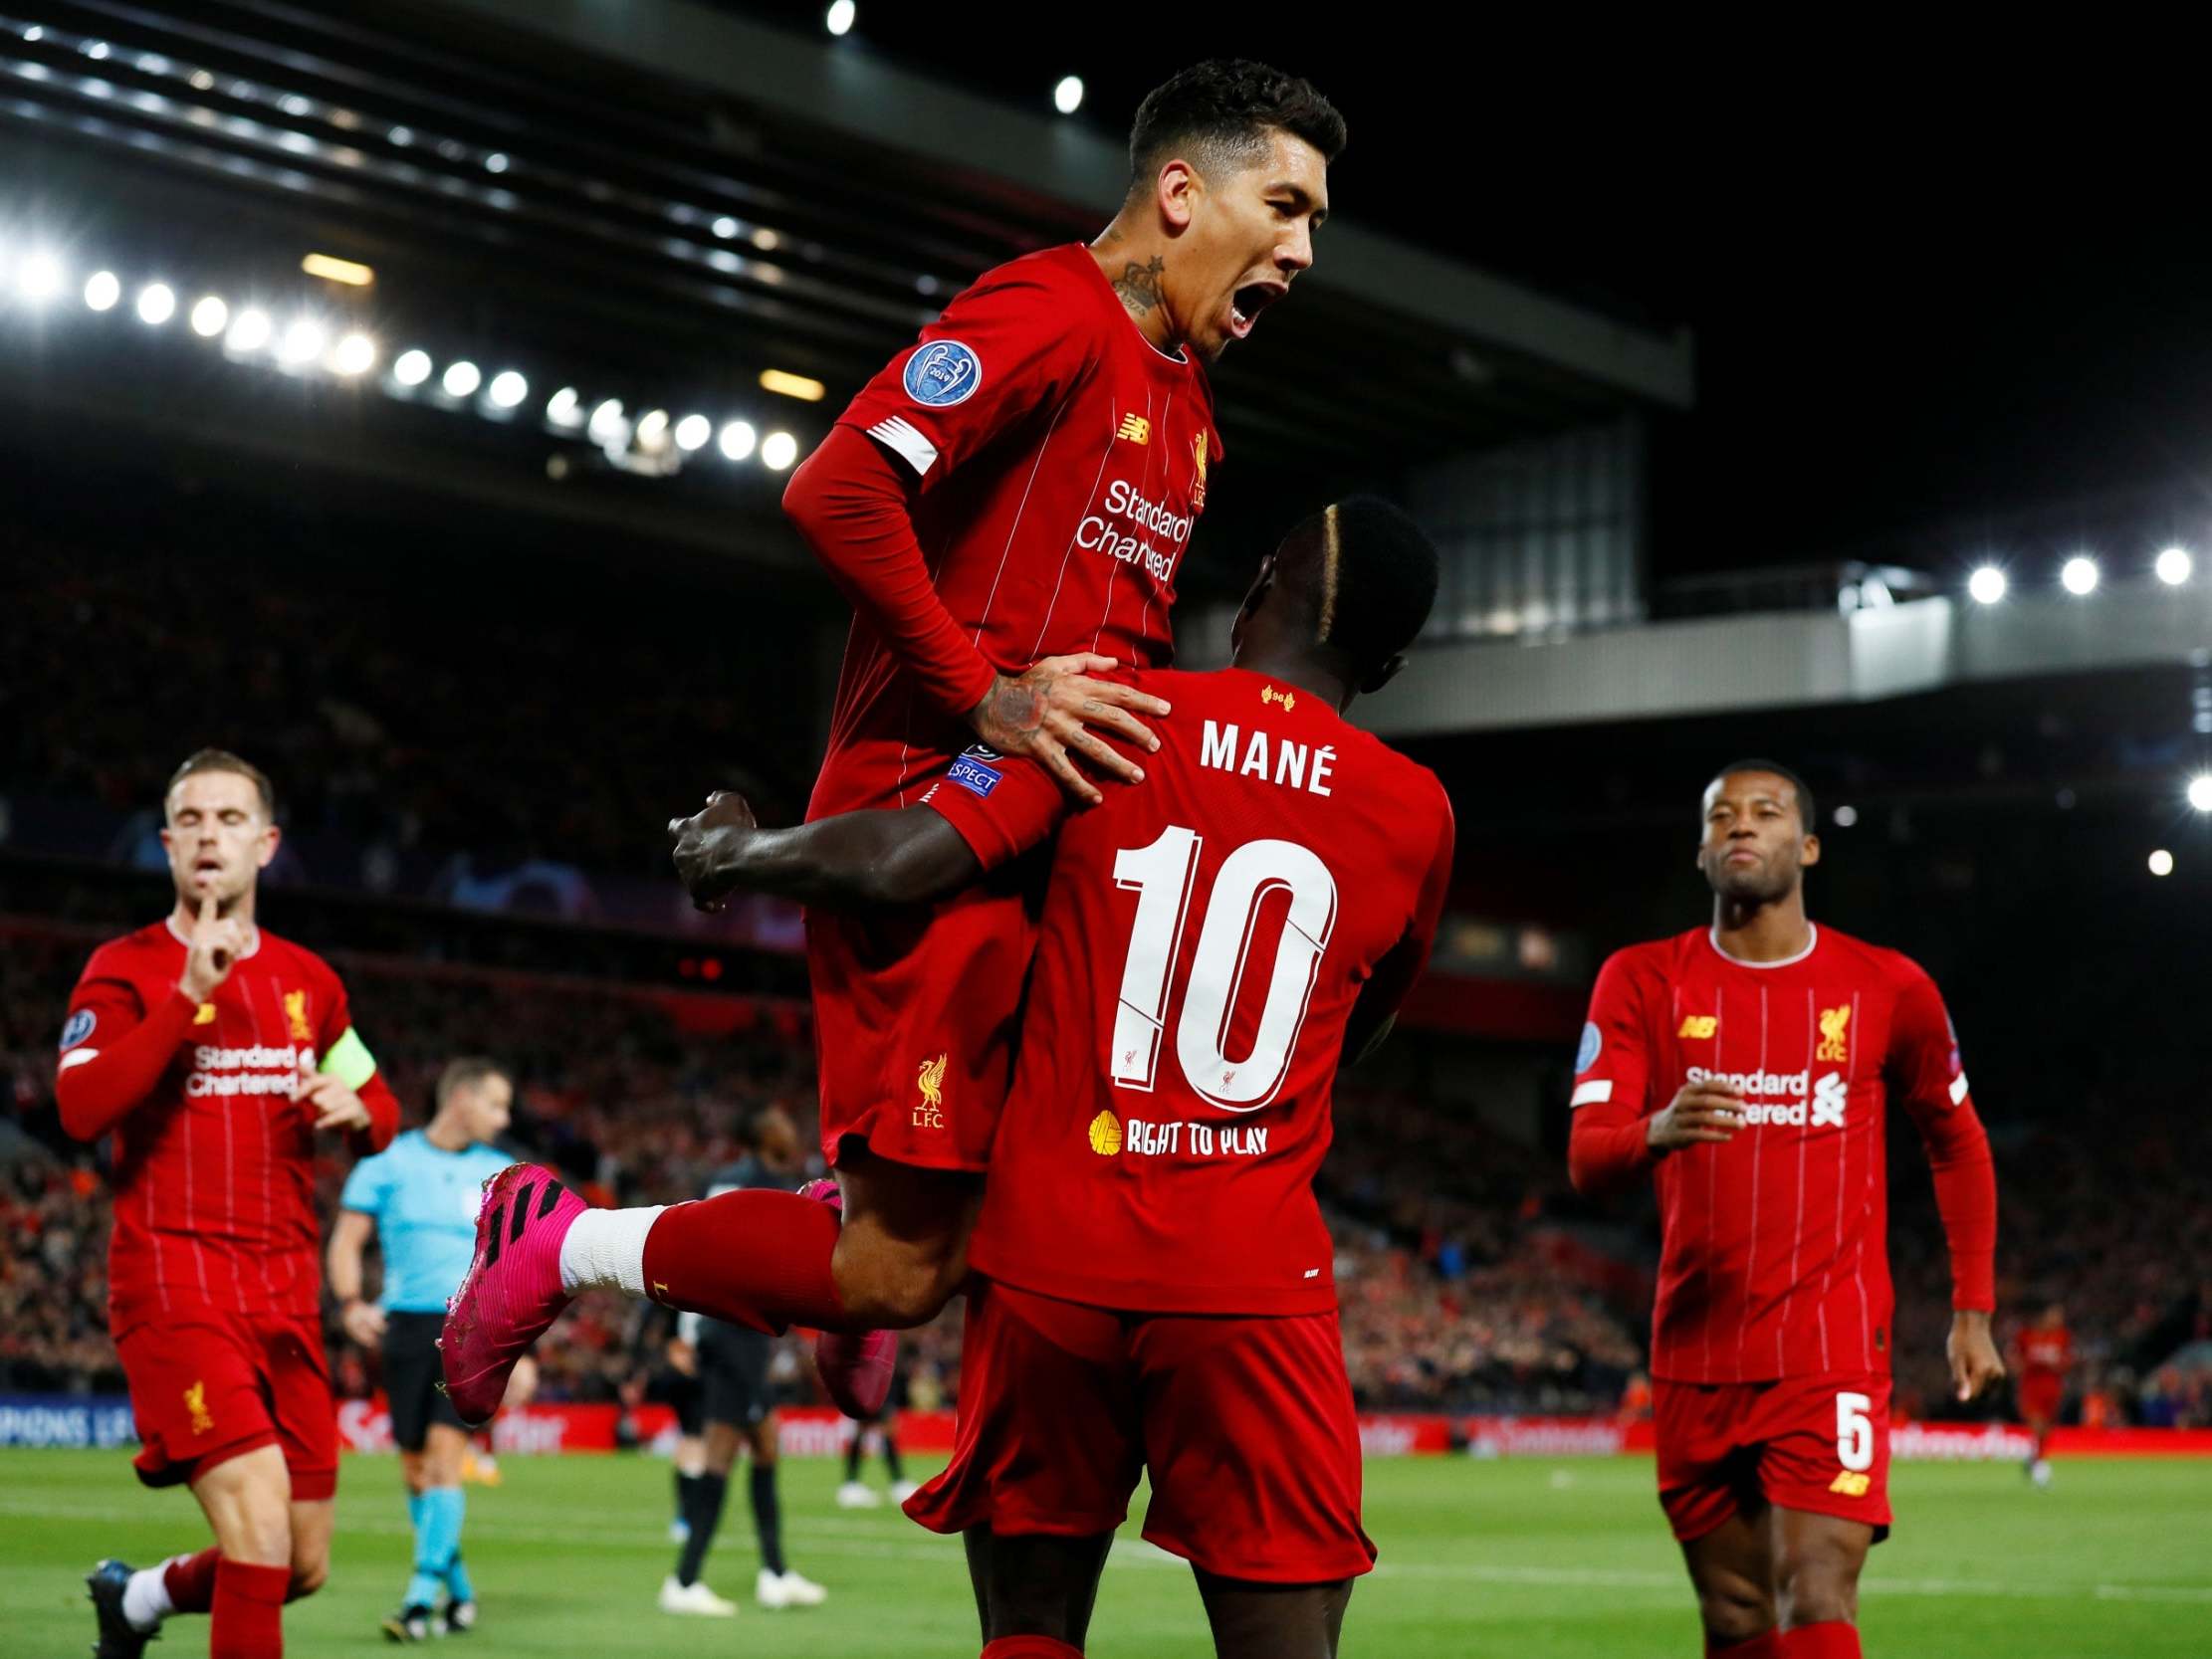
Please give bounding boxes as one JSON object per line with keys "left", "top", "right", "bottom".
{"left": 5, "top": 1497, "right": 2209, "bottom": 1605}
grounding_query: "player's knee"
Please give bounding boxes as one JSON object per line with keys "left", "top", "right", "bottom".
{"left": 287, "top": 1556, "right": 329, "bottom": 1601}
{"left": 1694, "top": 1577, "right": 1773, "bottom": 1642}
{"left": 1774, "top": 1548, "right": 1858, "bottom": 1627}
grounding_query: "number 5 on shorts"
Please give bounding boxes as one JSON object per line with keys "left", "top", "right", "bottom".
{"left": 1835, "top": 1390, "right": 1875, "bottom": 1472}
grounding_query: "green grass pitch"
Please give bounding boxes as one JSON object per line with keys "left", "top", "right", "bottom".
{"left": 4, "top": 1449, "right": 2207, "bottom": 1656}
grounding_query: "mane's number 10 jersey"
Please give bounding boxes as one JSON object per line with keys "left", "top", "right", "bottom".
{"left": 945, "top": 667, "right": 1456, "bottom": 1317}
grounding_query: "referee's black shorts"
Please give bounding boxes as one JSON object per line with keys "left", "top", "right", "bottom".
{"left": 383, "top": 1311, "right": 469, "bottom": 1451}
{"left": 698, "top": 1319, "right": 774, "bottom": 1429}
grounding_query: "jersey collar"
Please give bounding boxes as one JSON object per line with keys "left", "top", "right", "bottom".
{"left": 1706, "top": 922, "right": 1818, "bottom": 970}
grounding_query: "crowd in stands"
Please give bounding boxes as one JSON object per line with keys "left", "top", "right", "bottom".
{"left": 4, "top": 918, "right": 2208, "bottom": 1428}
{"left": 0, "top": 527, "right": 816, "bottom": 888}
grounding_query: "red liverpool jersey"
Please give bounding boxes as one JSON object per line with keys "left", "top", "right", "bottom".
{"left": 815, "top": 243, "right": 1222, "bottom": 816}
{"left": 2018, "top": 1326, "right": 2073, "bottom": 1382}
{"left": 930, "top": 667, "right": 1455, "bottom": 1316}
{"left": 57, "top": 920, "right": 396, "bottom": 1333}
{"left": 1568, "top": 925, "right": 1997, "bottom": 1382}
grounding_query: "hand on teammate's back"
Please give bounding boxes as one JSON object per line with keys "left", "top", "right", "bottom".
{"left": 968, "top": 654, "right": 1170, "bottom": 807}
{"left": 177, "top": 894, "right": 250, "bottom": 1003}
{"left": 668, "top": 790, "right": 759, "bottom": 912}
{"left": 1645, "top": 1083, "right": 1746, "bottom": 1152}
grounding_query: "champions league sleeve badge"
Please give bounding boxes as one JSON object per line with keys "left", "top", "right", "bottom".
{"left": 1576, "top": 1021, "right": 1602, "bottom": 1074}
{"left": 903, "top": 339, "right": 983, "bottom": 408}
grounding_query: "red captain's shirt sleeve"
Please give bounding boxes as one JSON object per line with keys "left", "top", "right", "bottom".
{"left": 1886, "top": 969, "right": 1997, "bottom": 1313}
{"left": 788, "top": 261, "right": 1103, "bottom": 719}
{"left": 55, "top": 944, "right": 197, "bottom": 1143}
{"left": 918, "top": 744, "right": 1068, "bottom": 874}
{"left": 316, "top": 966, "right": 399, "bottom": 1154}
{"left": 1567, "top": 948, "right": 1661, "bottom": 1199}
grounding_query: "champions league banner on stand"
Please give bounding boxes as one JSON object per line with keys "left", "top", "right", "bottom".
{"left": 0, "top": 1394, "right": 138, "bottom": 1449}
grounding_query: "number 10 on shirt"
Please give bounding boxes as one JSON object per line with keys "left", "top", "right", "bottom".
{"left": 1109, "top": 826, "right": 1339, "bottom": 1111}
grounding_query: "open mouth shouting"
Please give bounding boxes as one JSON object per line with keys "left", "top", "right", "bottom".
{"left": 1228, "top": 280, "right": 1288, "bottom": 341}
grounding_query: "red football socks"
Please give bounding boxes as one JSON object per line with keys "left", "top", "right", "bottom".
{"left": 162, "top": 1547, "right": 220, "bottom": 1613}
{"left": 981, "top": 1638, "right": 1084, "bottom": 1659}
{"left": 639, "top": 1189, "right": 854, "bottom": 1335}
{"left": 1780, "top": 1622, "right": 1862, "bottom": 1658}
{"left": 1707, "top": 1631, "right": 1783, "bottom": 1658}
{"left": 210, "top": 1557, "right": 290, "bottom": 1658}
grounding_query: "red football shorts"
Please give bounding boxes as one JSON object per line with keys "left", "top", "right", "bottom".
{"left": 114, "top": 1312, "right": 338, "bottom": 1500}
{"left": 2018, "top": 1372, "right": 2064, "bottom": 1425}
{"left": 905, "top": 1279, "right": 1376, "bottom": 1584}
{"left": 1655, "top": 1370, "right": 1891, "bottom": 1543}
{"left": 806, "top": 862, "right": 1043, "bottom": 1173}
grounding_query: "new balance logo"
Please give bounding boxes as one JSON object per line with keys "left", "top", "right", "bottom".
{"left": 1677, "top": 1015, "right": 1717, "bottom": 1039}
{"left": 1116, "top": 413, "right": 1151, "bottom": 445}
{"left": 1830, "top": 1471, "right": 1872, "bottom": 1497}
{"left": 1811, "top": 1072, "right": 1848, "bottom": 1128}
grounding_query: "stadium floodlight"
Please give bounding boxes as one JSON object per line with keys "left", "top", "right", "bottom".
{"left": 636, "top": 408, "right": 671, "bottom": 449}
{"left": 227, "top": 308, "right": 272, "bottom": 352}
{"left": 587, "top": 398, "right": 626, "bottom": 444}
{"left": 442, "top": 359, "right": 482, "bottom": 398}
{"left": 332, "top": 332, "right": 376, "bottom": 375}
{"left": 278, "top": 318, "right": 326, "bottom": 365}
{"left": 135, "top": 283, "right": 175, "bottom": 324}
{"left": 2149, "top": 848, "right": 2176, "bottom": 877}
{"left": 83, "top": 271, "right": 120, "bottom": 311}
{"left": 674, "top": 413, "right": 712, "bottom": 452}
{"left": 2061, "top": 555, "right": 2099, "bottom": 596}
{"left": 546, "top": 386, "right": 581, "bottom": 426}
{"left": 2156, "top": 545, "right": 2193, "bottom": 586}
{"left": 1967, "top": 565, "right": 2007, "bottom": 605}
{"left": 392, "top": 348, "right": 432, "bottom": 386}
{"left": 2190, "top": 775, "right": 2212, "bottom": 814}
{"left": 718, "top": 419, "right": 757, "bottom": 461}
{"left": 17, "top": 252, "right": 63, "bottom": 302}
{"left": 189, "top": 296, "right": 229, "bottom": 337}
{"left": 761, "top": 430, "right": 799, "bottom": 471}
{"left": 760, "top": 368, "right": 825, "bottom": 402}
{"left": 1832, "top": 804, "right": 1859, "bottom": 828}
{"left": 484, "top": 152, "right": 510, "bottom": 173}
{"left": 1054, "top": 76, "right": 1084, "bottom": 114}
{"left": 825, "top": 0, "right": 855, "bottom": 36}
{"left": 301, "top": 252, "right": 373, "bottom": 287}
{"left": 488, "top": 369, "right": 529, "bottom": 408}
{"left": 712, "top": 216, "right": 738, "bottom": 240}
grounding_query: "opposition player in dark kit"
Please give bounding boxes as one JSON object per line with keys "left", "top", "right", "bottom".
{"left": 1568, "top": 761, "right": 2006, "bottom": 1659}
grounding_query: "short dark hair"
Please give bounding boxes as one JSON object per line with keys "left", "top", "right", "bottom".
{"left": 1129, "top": 60, "right": 1346, "bottom": 190}
{"left": 167, "top": 747, "right": 276, "bottom": 820}
{"left": 1708, "top": 759, "right": 1817, "bottom": 830}
{"left": 436, "top": 1057, "right": 508, "bottom": 1109}
{"left": 1274, "top": 497, "right": 1438, "bottom": 678}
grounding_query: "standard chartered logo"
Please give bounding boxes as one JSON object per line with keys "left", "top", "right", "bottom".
{"left": 1684, "top": 1064, "right": 1848, "bottom": 1129}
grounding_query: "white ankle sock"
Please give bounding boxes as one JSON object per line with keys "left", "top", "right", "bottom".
{"left": 557, "top": 1205, "right": 666, "bottom": 1296}
{"left": 121, "top": 1560, "right": 177, "bottom": 1631}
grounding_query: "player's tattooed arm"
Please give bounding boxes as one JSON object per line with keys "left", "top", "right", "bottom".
{"left": 970, "top": 653, "right": 1169, "bottom": 806}
{"left": 668, "top": 791, "right": 979, "bottom": 912}
{"left": 1109, "top": 254, "right": 1167, "bottom": 318}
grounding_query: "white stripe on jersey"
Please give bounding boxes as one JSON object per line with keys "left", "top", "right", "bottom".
{"left": 58, "top": 1047, "right": 99, "bottom": 1071}
{"left": 867, "top": 416, "right": 940, "bottom": 477}
{"left": 1570, "top": 1080, "right": 1613, "bottom": 1107}
{"left": 1949, "top": 1072, "right": 1970, "bottom": 1105}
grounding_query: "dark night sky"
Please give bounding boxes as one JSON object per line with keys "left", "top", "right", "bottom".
{"left": 729, "top": 6, "right": 2212, "bottom": 581}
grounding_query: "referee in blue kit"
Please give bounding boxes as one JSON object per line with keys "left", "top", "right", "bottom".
{"left": 329, "top": 1057, "right": 519, "bottom": 1642}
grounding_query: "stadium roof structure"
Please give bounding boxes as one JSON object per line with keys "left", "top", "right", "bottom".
{"left": 0, "top": 0, "right": 1692, "bottom": 589}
